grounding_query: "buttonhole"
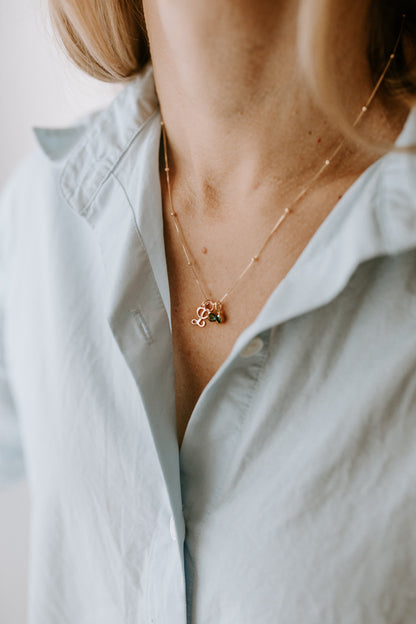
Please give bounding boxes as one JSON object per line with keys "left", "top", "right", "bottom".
{"left": 132, "top": 307, "right": 154, "bottom": 344}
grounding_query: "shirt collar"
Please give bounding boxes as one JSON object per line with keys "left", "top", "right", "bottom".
{"left": 32, "top": 64, "right": 416, "bottom": 346}
{"left": 45, "top": 62, "right": 159, "bottom": 217}
{"left": 33, "top": 63, "right": 173, "bottom": 315}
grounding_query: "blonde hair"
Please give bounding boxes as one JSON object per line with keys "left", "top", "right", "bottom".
{"left": 48, "top": 0, "right": 150, "bottom": 82}
{"left": 49, "top": 0, "right": 416, "bottom": 145}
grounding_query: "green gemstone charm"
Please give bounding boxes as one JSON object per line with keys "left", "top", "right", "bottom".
{"left": 191, "top": 299, "right": 225, "bottom": 327}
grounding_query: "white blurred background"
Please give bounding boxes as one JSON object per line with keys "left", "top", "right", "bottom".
{"left": 0, "top": 1, "right": 121, "bottom": 621}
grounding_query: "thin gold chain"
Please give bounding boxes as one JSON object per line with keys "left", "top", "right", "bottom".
{"left": 161, "top": 14, "right": 406, "bottom": 326}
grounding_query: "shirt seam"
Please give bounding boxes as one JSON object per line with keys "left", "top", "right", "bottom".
{"left": 59, "top": 108, "right": 160, "bottom": 219}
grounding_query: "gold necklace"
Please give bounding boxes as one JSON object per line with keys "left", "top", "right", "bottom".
{"left": 160, "top": 15, "right": 406, "bottom": 328}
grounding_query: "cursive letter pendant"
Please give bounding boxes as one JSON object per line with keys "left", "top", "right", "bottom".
{"left": 191, "top": 300, "right": 225, "bottom": 327}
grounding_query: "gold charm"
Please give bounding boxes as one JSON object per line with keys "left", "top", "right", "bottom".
{"left": 191, "top": 300, "right": 225, "bottom": 327}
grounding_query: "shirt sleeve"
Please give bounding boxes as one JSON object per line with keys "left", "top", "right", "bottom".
{"left": 0, "top": 175, "right": 25, "bottom": 489}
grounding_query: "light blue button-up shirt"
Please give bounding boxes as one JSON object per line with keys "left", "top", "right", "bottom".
{"left": 1, "top": 62, "right": 416, "bottom": 624}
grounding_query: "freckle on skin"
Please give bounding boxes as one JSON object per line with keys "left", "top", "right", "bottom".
{"left": 308, "top": 130, "right": 312, "bottom": 135}
{"left": 201, "top": 246, "right": 208, "bottom": 254}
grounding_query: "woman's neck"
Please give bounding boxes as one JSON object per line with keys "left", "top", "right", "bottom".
{"left": 143, "top": 0, "right": 406, "bottom": 217}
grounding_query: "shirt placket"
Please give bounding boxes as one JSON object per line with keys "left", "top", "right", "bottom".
{"left": 83, "top": 176, "right": 188, "bottom": 624}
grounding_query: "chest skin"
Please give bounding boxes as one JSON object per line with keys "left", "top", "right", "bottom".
{"left": 160, "top": 173, "right": 360, "bottom": 450}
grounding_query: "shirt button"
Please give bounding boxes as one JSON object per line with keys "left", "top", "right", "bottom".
{"left": 169, "top": 515, "right": 177, "bottom": 541}
{"left": 240, "top": 336, "right": 264, "bottom": 358}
